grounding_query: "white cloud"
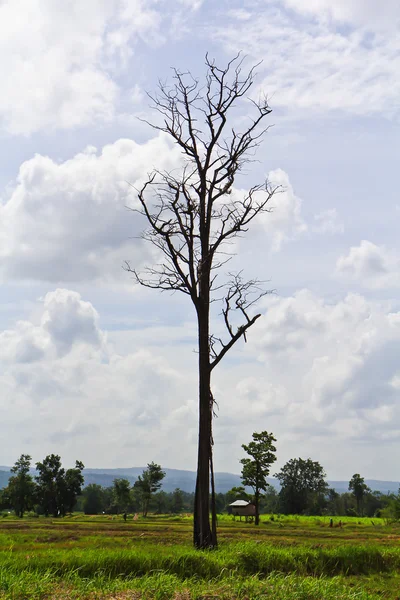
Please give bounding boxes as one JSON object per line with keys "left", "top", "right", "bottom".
{"left": 0, "top": 144, "right": 314, "bottom": 283}
{"left": 336, "top": 240, "right": 400, "bottom": 289}
{"left": 0, "top": 135, "right": 182, "bottom": 283}
{"left": 258, "top": 168, "right": 307, "bottom": 251}
{"left": 41, "top": 289, "right": 104, "bottom": 357}
{"left": 313, "top": 209, "right": 344, "bottom": 235}
{"left": 245, "top": 290, "right": 400, "bottom": 451}
{"left": 217, "top": 5, "right": 400, "bottom": 118}
{"left": 0, "top": 0, "right": 116, "bottom": 134}
{"left": 282, "top": 0, "right": 400, "bottom": 31}
{"left": 0, "top": 289, "right": 104, "bottom": 365}
{"left": 0, "top": 289, "right": 195, "bottom": 468}
{"left": 0, "top": 0, "right": 200, "bottom": 135}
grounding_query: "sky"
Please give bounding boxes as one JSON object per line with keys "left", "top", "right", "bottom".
{"left": 0, "top": 0, "right": 399, "bottom": 481}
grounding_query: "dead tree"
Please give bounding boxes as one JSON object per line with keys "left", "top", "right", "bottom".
{"left": 125, "top": 54, "right": 279, "bottom": 549}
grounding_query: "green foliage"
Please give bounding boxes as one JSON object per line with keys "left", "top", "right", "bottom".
{"left": 82, "top": 484, "right": 105, "bottom": 515}
{"left": 64, "top": 460, "right": 85, "bottom": 514}
{"left": 4, "top": 455, "right": 36, "bottom": 518}
{"left": 112, "top": 478, "right": 131, "bottom": 514}
{"left": 134, "top": 462, "right": 166, "bottom": 516}
{"left": 381, "top": 488, "right": 400, "bottom": 523}
{"left": 35, "top": 455, "right": 84, "bottom": 517}
{"left": 275, "top": 457, "right": 328, "bottom": 515}
{"left": 241, "top": 431, "right": 277, "bottom": 525}
{"left": 349, "top": 474, "right": 370, "bottom": 516}
{"left": 171, "top": 488, "right": 184, "bottom": 513}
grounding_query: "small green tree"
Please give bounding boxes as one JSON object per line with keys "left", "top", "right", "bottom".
{"left": 171, "top": 488, "right": 184, "bottom": 514}
{"left": 153, "top": 490, "right": 170, "bottom": 514}
{"left": 134, "top": 462, "right": 165, "bottom": 517}
{"left": 275, "top": 458, "right": 328, "bottom": 515}
{"left": 349, "top": 474, "right": 370, "bottom": 516}
{"left": 6, "top": 455, "right": 36, "bottom": 518}
{"left": 112, "top": 478, "right": 131, "bottom": 514}
{"left": 260, "top": 486, "right": 280, "bottom": 514}
{"left": 240, "top": 431, "right": 277, "bottom": 525}
{"left": 383, "top": 488, "right": 400, "bottom": 522}
{"left": 83, "top": 484, "right": 105, "bottom": 515}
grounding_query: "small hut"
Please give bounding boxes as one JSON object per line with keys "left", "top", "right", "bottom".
{"left": 228, "top": 500, "right": 256, "bottom": 521}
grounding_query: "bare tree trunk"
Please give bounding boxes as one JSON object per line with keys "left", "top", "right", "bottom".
{"left": 210, "top": 420, "right": 217, "bottom": 546}
{"left": 193, "top": 303, "right": 216, "bottom": 548}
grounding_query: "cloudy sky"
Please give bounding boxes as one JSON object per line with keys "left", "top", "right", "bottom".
{"left": 0, "top": 0, "right": 399, "bottom": 481}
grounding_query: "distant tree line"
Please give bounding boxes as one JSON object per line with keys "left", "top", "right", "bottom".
{"left": 1, "top": 451, "right": 400, "bottom": 522}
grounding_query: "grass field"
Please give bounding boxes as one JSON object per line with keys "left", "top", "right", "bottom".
{"left": 1, "top": 513, "right": 400, "bottom": 599}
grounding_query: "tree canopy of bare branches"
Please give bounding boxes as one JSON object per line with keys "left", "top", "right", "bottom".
{"left": 125, "top": 54, "right": 279, "bottom": 549}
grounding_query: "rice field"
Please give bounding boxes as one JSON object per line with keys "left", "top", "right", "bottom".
{"left": 1, "top": 513, "right": 400, "bottom": 599}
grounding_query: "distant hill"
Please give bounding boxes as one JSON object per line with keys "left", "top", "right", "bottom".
{"left": 0, "top": 466, "right": 398, "bottom": 495}
{"left": 0, "top": 471, "right": 10, "bottom": 489}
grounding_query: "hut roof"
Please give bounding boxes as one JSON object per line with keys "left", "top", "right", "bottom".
{"left": 229, "top": 500, "right": 251, "bottom": 507}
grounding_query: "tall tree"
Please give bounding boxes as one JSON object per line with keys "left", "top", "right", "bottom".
{"left": 349, "top": 474, "right": 370, "bottom": 516}
{"left": 240, "top": 431, "right": 277, "bottom": 525}
{"left": 7, "top": 455, "right": 36, "bottom": 518}
{"left": 125, "top": 54, "right": 278, "bottom": 548}
{"left": 35, "top": 455, "right": 84, "bottom": 517}
{"left": 35, "top": 454, "right": 64, "bottom": 517}
{"left": 275, "top": 458, "right": 328, "bottom": 515}
{"left": 63, "top": 461, "right": 85, "bottom": 515}
{"left": 134, "top": 462, "right": 165, "bottom": 517}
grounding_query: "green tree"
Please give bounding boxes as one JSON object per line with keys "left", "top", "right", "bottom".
{"left": 171, "top": 488, "right": 184, "bottom": 514}
{"left": 134, "top": 462, "right": 165, "bottom": 517}
{"left": 153, "top": 490, "right": 170, "bottom": 514}
{"left": 83, "top": 484, "right": 105, "bottom": 515}
{"left": 36, "top": 454, "right": 64, "bottom": 517}
{"left": 124, "top": 55, "right": 278, "bottom": 548}
{"left": 383, "top": 488, "right": 400, "bottom": 522}
{"left": 63, "top": 461, "right": 84, "bottom": 515}
{"left": 275, "top": 458, "right": 328, "bottom": 515}
{"left": 215, "top": 492, "right": 226, "bottom": 514}
{"left": 260, "top": 486, "right": 280, "bottom": 514}
{"left": 6, "top": 455, "right": 36, "bottom": 518}
{"left": 112, "top": 478, "right": 131, "bottom": 514}
{"left": 240, "top": 431, "right": 277, "bottom": 525}
{"left": 35, "top": 455, "right": 84, "bottom": 517}
{"left": 349, "top": 474, "right": 370, "bottom": 516}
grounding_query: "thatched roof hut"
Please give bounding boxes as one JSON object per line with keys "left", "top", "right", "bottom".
{"left": 228, "top": 500, "right": 256, "bottom": 520}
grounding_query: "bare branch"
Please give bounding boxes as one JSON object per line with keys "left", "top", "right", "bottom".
{"left": 210, "top": 313, "right": 261, "bottom": 372}
{"left": 209, "top": 271, "right": 273, "bottom": 371}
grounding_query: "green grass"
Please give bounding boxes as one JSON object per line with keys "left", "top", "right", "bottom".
{"left": 1, "top": 514, "right": 400, "bottom": 598}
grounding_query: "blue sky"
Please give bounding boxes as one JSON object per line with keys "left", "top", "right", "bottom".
{"left": 0, "top": 0, "right": 399, "bottom": 480}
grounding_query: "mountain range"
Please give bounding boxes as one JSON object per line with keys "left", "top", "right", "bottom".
{"left": 0, "top": 466, "right": 399, "bottom": 495}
